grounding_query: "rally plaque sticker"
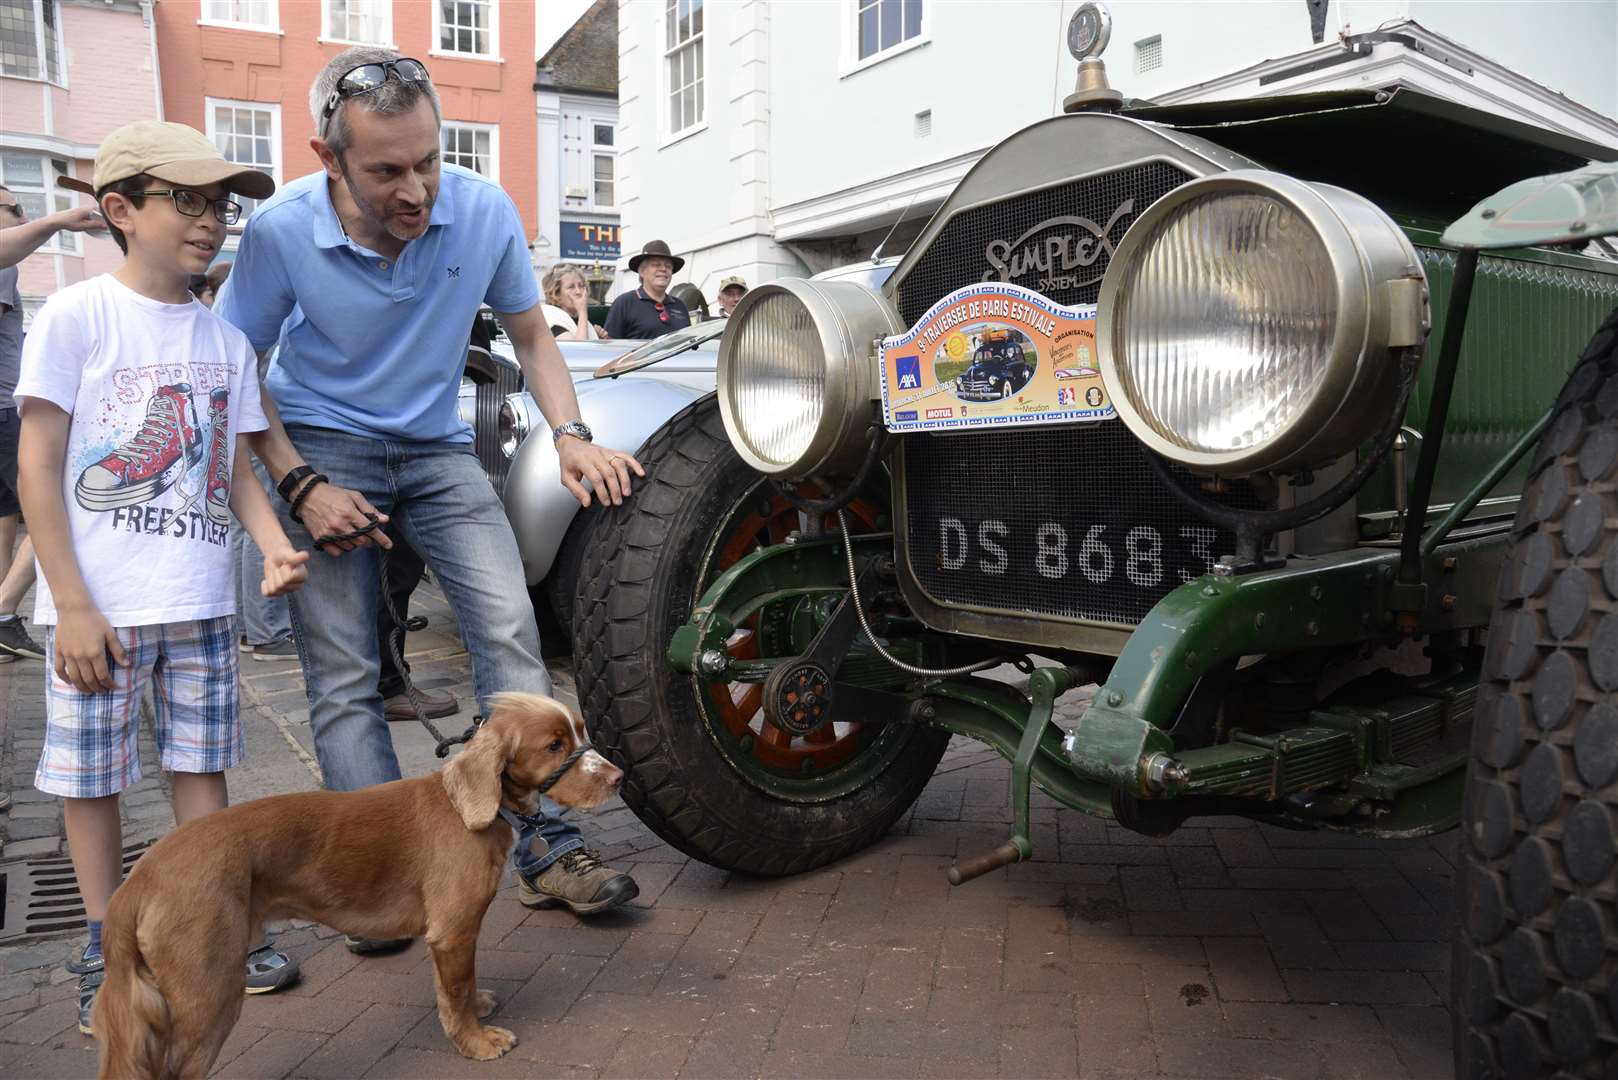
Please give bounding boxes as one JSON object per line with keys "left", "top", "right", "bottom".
{"left": 880, "top": 283, "right": 1110, "bottom": 432}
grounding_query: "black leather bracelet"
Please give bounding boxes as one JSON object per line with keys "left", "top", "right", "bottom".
{"left": 287, "top": 474, "right": 328, "bottom": 525}
{"left": 276, "top": 464, "right": 316, "bottom": 503}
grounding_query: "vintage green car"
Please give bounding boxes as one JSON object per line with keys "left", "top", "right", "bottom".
{"left": 569, "top": 14, "right": 1618, "bottom": 1077}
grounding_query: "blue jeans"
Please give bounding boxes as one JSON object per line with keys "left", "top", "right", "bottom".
{"left": 235, "top": 457, "right": 293, "bottom": 646}
{"left": 278, "top": 425, "right": 582, "bottom": 869}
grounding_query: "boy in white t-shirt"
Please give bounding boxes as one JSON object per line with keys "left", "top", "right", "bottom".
{"left": 14, "top": 122, "right": 310, "bottom": 1034}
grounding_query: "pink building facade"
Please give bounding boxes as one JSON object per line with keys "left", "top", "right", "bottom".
{"left": 0, "top": 0, "right": 164, "bottom": 314}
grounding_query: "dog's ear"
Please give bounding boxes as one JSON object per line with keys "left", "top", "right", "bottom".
{"left": 441, "top": 723, "right": 510, "bottom": 830}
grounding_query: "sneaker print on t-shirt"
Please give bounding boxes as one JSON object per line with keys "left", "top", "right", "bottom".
{"left": 72, "top": 373, "right": 234, "bottom": 546}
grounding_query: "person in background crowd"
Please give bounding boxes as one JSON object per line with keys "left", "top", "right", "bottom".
{"left": 541, "top": 263, "right": 608, "bottom": 341}
{"left": 0, "top": 184, "right": 105, "bottom": 665}
{"left": 604, "top": 240, "right": 690, "bottom": 339}
{"left": 215, "top": 47, "right": 644, "bottom": 934}
{"left": 717, "top": 275, "right": 748, "bottom": 317}
{"left": 0, "top": 187, "right": 104, "bottom": 270}
{"left": 214, "top": 257, "right": 298, "bottom": 663}
{"left": 189, "top": 274, "right": 214, "bottom": 307}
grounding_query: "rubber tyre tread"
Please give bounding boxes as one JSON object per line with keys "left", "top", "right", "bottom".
{"left": 1457, "top": 305, "right": 1618, "bottom": 1079}
{"left": 570, "top": 393, "right": 949, "bottom": 876}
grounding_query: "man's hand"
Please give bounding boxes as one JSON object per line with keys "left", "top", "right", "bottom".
{"left": 54, "top": 604, "right": 126, "bottom": 694}
{"left": 557, "top": 438, "right": 645, "bottom": 507}
{"left": 261, "top": 544, "right": 311, "bottom": 596}
{"left": 298, "top": 482, "right": 392, "bottom": 555}
{"left": 50, "top": 207, "right": 107, "bottom": 234}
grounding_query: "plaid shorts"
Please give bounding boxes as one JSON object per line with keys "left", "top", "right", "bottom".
{"left": 35, "top": 616, "right": 244, "bottom": 799}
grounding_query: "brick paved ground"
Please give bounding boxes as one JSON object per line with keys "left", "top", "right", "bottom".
{"left": 0, "top": 584, "right": 1458, "bottom": 1079}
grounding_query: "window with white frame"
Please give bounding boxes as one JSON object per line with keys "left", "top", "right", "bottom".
{"left": 591, "top": 122, "right": 614, "bottom": 209}
{"left": 0, "top": 151, "right": 79, "bottom": 253}
{"left": 664, "top": 0, "right": 703, "bottom": 137}
{"left": 323, "top": 0, "right": 389, "bottom": 44}
{"left": 205, "top": 100, "right": 279, "bottom": 220}
{"left": 201, "top": 0, "right": 278, "bottom": 31}
{"left": 856, "top": 0, "right": 922, "bottom": 62}
{"left": 0, "top": 0, "right": 62, "bottom": 83}
{"left": 442, "top": 121, "right": 497, "bottom": 179}
{"left": 436, "top": 0, "right": 494, "bottom": 57}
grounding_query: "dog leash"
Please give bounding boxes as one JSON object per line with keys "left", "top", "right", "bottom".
{"left": 312, "top": 515, "right": 474, "bottom": 757}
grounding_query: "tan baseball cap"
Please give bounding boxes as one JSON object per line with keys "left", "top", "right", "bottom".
{"left": 718, "top": 275, "right": 748, "bottom": 292}
{"left": 57, "top": 121, "right": 275, "bottom": 200}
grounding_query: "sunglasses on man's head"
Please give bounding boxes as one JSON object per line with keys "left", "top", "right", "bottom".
{"left": 318, "top": 57, "right": 431, "bottom": 139}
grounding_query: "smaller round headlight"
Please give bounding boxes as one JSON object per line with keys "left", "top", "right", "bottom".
{"left": 718, "top": 279, "right": 902, "bottom": 479}
{"left": 498, "top": 395, "right": 528, "bottom": 459}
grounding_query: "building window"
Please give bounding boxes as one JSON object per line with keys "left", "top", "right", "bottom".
{"left": 593, "top": 155, "right": 614, "bottom": 209}
{"left": 205, "top": 100, "right": 280, "bottom": 220}
{"left": 323, "top": 0, "right": 389, "bottom": 44}
{"left": 201, "top": 0, "right": 279, "bottom": 31}
{"left": 856, "top": 0, "right": 922, "bottom": 62}
{"left": 436, "top": 0, "right": 494, "bottom": 57}
{"left": 1135, "top": 35, "right": 1162, "bottom": 74}
{"left": 0, "top": 152, "right": 78, "bottom": 253}
{"left": 593, "top": 123, "right": 614, "bottom": 148}
{"left": 442, "top": 121, "right": 497, "bottom": 179}
{"left": 0, "top": 0, "right": 63, "bottom": 83}
{"left": 665, "top": 0, "right": 703, "bottom": 137}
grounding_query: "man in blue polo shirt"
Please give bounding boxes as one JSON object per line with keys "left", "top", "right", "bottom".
{"left": 217, "top": 47, "right": 644, "bottom": 930}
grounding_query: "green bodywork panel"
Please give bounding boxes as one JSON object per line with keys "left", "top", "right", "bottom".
{"left": 1443, "top": 161, "right": 1618, "bottom": 250}
{"left": 1356, "top": 237, "right": 1618, "bottom": 525}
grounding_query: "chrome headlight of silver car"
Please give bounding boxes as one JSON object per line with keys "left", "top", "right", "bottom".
{"left": 717, "top": 279, "right": 903, "bottom": 478}
{"left": 1098, "top": 170, "right": 1428, "bottom": 476}
{"left": 498, "top": 393, "right": 529, "bottom": 459}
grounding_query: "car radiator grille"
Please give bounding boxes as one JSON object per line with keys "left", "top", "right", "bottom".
{"left": 473, "top": 366, "right": 522, "bottom": 494}
{"left": 902, "top": 423, "right": 1267, "bottom": 627}
{"left": 894, "top": 160, "right": 1194, "bottom": 325}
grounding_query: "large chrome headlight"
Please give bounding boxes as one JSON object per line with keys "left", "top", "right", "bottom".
{"left": 717, "top": 279, "right": 903, "bottom": 478}
{"left": 498, "top": 394, "right": 529, "bottom": 459}
{"left": 1098, "top": 170, "right": 1427, "bottom": 476}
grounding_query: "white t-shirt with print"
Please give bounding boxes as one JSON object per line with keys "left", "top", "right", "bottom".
{"left": 15, "top": 275, "right": 268, "bottom": 627}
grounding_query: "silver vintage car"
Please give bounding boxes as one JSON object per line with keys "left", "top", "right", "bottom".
{"left": 465, "top": 258, "right": 900, "bottom": 645}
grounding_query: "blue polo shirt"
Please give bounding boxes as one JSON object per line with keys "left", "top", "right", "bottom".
{"left": 215, "top": 164, "right": 539, "bottom": 443}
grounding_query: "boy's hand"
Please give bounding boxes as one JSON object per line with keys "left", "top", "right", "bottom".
{"left": 54, "top": 606, "right": 126, "bottom": 694}
{"left": 261, "top": 545, "right": 310, "bottom": 597}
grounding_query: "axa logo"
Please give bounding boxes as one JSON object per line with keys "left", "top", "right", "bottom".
{"left": 981, "top": 200, "right": 1134, "bottom": 292}
{"left": 895, "top": 354, "right": 921, "bottom": 390}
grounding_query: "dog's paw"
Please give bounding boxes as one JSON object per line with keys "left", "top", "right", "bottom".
{"left": 456, "top": 1024, "right": 517, "bottom": 1060}
{"left": 474, "top": 989, "right": 498, "bottom": 1018}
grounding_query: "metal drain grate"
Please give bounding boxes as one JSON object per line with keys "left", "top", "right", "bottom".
{"left": 0, "top": 840, "right": 153, "bottom": 942}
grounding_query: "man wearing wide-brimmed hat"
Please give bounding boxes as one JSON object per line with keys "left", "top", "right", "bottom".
{"left": 605, "top": 239, "right": 690, "bottom": 339}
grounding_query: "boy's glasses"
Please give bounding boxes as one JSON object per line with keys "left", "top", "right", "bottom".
{"left": 318, "top": 58, "right": 431, "bottom": 138}
{"left": 135, "top": 189, "right": 243, "bottom": 225}
{"left": 0, "top": 203, "right": 23, "bottom": 219}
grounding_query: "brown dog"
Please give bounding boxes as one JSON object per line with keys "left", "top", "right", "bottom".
{"left": 92, "top": 692, "right": 623, "bottom": 1078}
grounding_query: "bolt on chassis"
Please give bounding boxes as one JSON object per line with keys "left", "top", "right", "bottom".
{"left": 569, "top": 10, "right": 1618, "bottom": 1076}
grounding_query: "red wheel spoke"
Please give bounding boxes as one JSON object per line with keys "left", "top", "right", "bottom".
{"left": 805, "top": 722, "right": 838, "bottom": 745}
{"left": 759, "top": 721, "right": 792, "bottom": 748}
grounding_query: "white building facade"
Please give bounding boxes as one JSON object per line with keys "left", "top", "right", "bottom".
{"left": 535, "top": 0, "right": 622, "bottom": 299}
{"left": 614, "top": 0, "right": 1618, "bottom": 298}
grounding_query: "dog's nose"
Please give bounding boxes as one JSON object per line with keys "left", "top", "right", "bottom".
{"left": 581, "top": 749, "right": 623, "bottom": 788}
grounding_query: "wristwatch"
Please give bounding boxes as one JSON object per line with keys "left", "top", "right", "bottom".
{"left": 553, "top": 419, "right": 593, "bottom": 444}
